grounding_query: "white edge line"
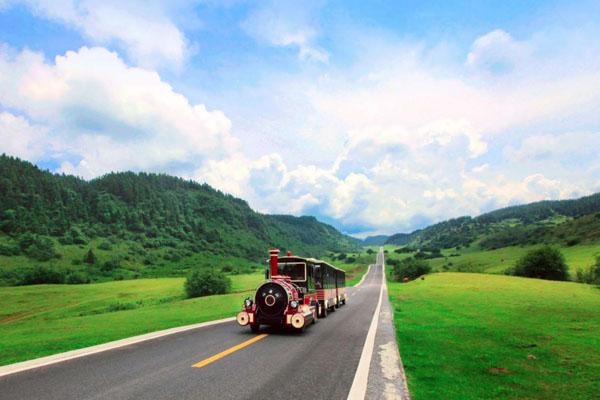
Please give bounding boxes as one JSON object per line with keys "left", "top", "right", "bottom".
{"left": 353, "top": 264, "right": 372, "bottom": 288}
{"left": 0, "top": 316, "right": 235, "bottom": 378}
{"left": 347, "top": 253, "right": 385, "bottom": 400}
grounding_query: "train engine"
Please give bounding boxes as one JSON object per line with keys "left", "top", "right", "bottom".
{"left": 237, "top": 249, "right": 316, "bottom": 332}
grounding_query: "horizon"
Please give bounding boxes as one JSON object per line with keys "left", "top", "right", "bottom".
{"left": 1, "top": 1, "right": 600, "bottom": 237}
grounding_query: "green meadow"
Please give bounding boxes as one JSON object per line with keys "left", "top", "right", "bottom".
{"left": 388, "top": 273, "right": 600, "bottom": 400}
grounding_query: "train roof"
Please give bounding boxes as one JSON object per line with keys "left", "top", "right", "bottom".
{"left": 276, "top": 255, "right": 345, "bottom": 273}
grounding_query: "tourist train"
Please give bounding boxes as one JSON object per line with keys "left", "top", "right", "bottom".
{"left": 236, "top": 249, "right": 346, "bottom": 332}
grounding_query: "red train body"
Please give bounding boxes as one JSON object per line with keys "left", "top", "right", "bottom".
{"left": 236, "top": 249, "right": 346, "bottom": 332}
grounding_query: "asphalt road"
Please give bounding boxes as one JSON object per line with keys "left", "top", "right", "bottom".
{"left": 0, "top": 251, "right": 385, "bottom": 400}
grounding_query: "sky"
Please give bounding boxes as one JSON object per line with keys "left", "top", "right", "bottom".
{"left": 1, "top": 0, "right": 600, "bottom": 238}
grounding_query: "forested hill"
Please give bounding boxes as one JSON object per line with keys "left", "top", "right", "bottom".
{"left": 0, "top": 155, "right": 357, "bottom": 266}
{"left": 386, "top": 192, "right": 600, "bottom": 250}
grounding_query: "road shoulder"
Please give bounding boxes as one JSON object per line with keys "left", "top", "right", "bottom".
{"left": 366, "top": 274, "right": 411, "bottom": 400}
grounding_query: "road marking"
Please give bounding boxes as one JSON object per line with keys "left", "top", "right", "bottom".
{"left": 347, "top": 249, "right": 386, "bottom": 400}
{"left": 192, "top": 334, "right": 268, "bottom": 369}
{"left": 0, "top": 317, "right": 236, "bottom": 378}
{"left": 354, "top": 264, "right": 372, "bottom": 288}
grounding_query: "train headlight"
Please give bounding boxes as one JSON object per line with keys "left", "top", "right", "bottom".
{"left": 236, "top": 311, "right": 249, "bottom": 326}
{"left": 290, "top": 300, "right": 298, "bottom": 309}
{"left": 291, "top": 313, "right": 305, "bottom": 329}
{"left": 244, "top": 298, "right": 253, "bottom": 308}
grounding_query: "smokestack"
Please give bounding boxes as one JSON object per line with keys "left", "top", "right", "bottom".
{"left": 269, "top": 248, "right": 280, "bottom": 277}
{"left": 286, "top": 250, "right": 292, "bottom": 257}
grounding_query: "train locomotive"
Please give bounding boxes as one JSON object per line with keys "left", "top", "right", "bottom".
{"left": 236, "top": 249, "right": 346, "bottom": 332}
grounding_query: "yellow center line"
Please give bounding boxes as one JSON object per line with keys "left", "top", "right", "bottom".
{"left": 191, "top": 334, "right": 268, "bottom": 369}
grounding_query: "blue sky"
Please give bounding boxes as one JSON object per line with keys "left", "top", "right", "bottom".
{"left": 1, "top": 0, "right": 600, "bottom": 237}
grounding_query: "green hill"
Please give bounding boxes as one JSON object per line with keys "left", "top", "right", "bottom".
{"left": 386, "top": 193, "right": 600, "bottom": 250}
{"left": 0, "top": 154, "right": 357, "bottom": 285}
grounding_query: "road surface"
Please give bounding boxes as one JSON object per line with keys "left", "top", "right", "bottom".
{"left": 1, "top": 250, "right": 389, "bottom": 400}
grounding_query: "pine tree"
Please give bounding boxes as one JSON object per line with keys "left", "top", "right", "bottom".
{"left": 84, "top": 249, "right": 97, "bottom": 265}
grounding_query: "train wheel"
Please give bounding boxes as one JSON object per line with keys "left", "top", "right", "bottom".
{"left": 250, "top": 323, "right": 260, "bottom": 333}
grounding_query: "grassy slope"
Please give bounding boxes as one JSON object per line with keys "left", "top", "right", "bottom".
{"left": 383, "top": 243, "right": 600, "bottom": 276}
{"left": 388, "top": 273, "right": 600, "bottom": 400}
{"left": 0, "top": 273, "right": 264, "bottom": 366}
{"left": 0, "top": 235, "right": 264, "bottom": 284}
{"left": 433, "top": 244, "right": 599, "bottom": 275}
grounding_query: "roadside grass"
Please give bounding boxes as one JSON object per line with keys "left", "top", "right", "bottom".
{"left": 388, "top": 273, "right": 600, "bottom": 400}
{"left": 0, "top": 273, "right": 263, "bottom": 366}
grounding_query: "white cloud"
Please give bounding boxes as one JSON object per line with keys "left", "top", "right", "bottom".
{"left": 5, "top": 0, "right": 188, "bottom": 68}
{"left": 0, "top": 112, "right": 49, "bottom": 160}
{"left": 199, "top": 25, "right": 600, "bottom": 235}
{"left": 241, "top": 1, "right": 329, "bottom": 63}
{"left": 0, "top": 46, "right": 235, "bottom": 178}
{"left": 466, "top": 29, "right": 530, "bottom": 74}
{"left": 504, "top": 132, "right": 600, "bottom": 163}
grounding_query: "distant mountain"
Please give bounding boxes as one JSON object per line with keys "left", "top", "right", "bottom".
{"left": 0, "top": 154, "right": 357, "bottom": 265}
{"left": 361, "top": 235, "right": 389, "bottom": 246}
{"left": 386, "top": 232, "right": 419, "bottom": 246}
{"left": 385, "top": 193, "right": 600, "bottom": 250}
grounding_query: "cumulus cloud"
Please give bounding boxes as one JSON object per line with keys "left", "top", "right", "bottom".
{"left": 4, "top": 0, "right": 188, "bottom": 68}
{"left": 197, "top": 26, "right": 600, "bottom": 235}
{"left": 0, "top": 112, "right": 49, "bottom": 160}
{"left": 0, "top": 45, "right": 235, "bottom": 178}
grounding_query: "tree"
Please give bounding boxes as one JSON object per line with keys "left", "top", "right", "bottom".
{"left": 19, "top": 265, "right": 65, "bottom": 285}
{"left": 575, "top": 256, "right": 600, "bottom": 285}
{"left": 513, "top": 246, "right": 568, "bottom": 281}
{"left": 21, "top": 235, "right": 58, "bottom": 261}
{"left": 84, "top": 249, "right": 97, "bottom": 265}
{"left": 185, "top": 270, "right": 231, "bottom": 298}
{"left": 589, "top": 256, "right": 600, "bottom": 284}
{"left": 391, "top": 257, "right": 431, "bottom": 281}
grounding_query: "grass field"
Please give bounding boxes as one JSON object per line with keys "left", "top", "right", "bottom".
{"left": 0, "top": 273, "right": 264, "bottom": 366}
{"left": 388, "top": 273, "right": 600, "bottom": 400}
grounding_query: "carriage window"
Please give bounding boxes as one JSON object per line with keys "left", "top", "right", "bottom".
{"left": 277, "top": 262, "right": 306, "bottom": 281}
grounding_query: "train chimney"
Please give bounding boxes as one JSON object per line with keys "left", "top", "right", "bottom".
{"left": 269, "top": 248, "right": 280, "bottom": 276}
{"left": 286, "top": 250, "right": 292, "bottom": 257}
